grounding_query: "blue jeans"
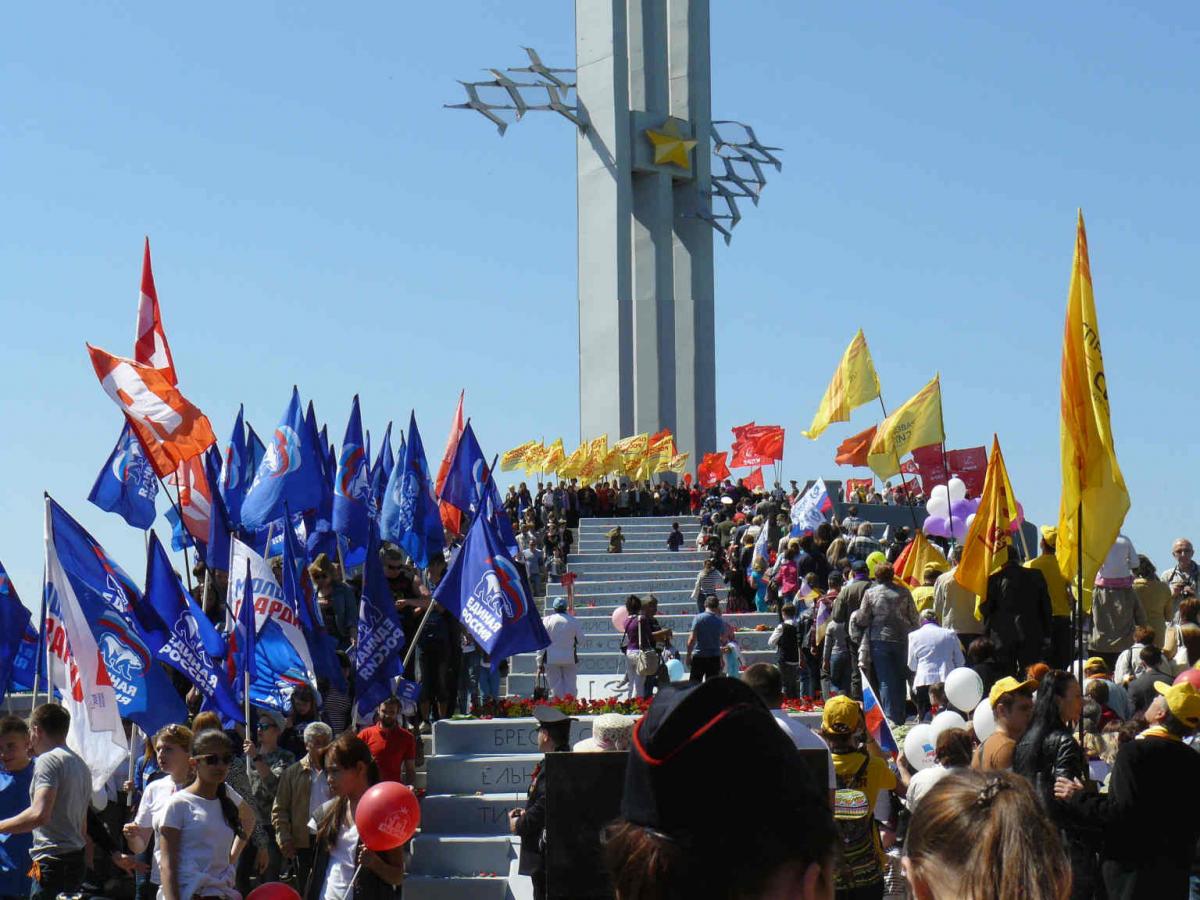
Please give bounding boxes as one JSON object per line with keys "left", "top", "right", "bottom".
{"left": 827, "top": 649, "right": 851, "bottom": 695}
{"left": 478, "top": 662, "right": 501, "bottom": 700}
{"left": 870, "top": 639, "right": 910, "bottom": 725}
{"left": 457, "top": 651, "right": 481, "bottom": 713}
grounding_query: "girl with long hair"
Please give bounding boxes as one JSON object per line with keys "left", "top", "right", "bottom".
{"left": 158, "top": 729, "right": 257, "bottom": 900}
{"left": 123, "top": 725, "right": 194, "bottom": 898}
{"left": 305, "top": 734, "right": 405, "bottom": 900}
{"left": 904, "top": 769, "right": 1071, "bottom": 899}
{"left": 1012, "top": 670, "right": 1095, "bottom": 899}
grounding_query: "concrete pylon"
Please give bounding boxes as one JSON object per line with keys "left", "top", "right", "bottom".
{"left": 575, "top": 0, "right": 716, "bottom": 463}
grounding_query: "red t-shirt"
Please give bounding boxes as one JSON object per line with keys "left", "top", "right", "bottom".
{"left": 357, "top": 723, "right": 416, "bottom": 783}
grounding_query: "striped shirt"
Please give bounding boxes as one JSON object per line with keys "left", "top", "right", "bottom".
{"left": 694, "top": 569, "right": 725, "bottom": 601}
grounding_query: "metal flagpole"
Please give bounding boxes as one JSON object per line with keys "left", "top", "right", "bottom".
{"left": 1077, "top": 500, "right": 1085, "bottom": 746}
{"left": 151, "top": 469, "right": 196, "bottom": 594}
{"left": 935, "top": 402, "right": 957, "bottom": 545}
{"left": 876, "top": 397, "right": 921, "bottom": 531}
{"left": 32, "top": 564, "right": 47, "bottom": 710}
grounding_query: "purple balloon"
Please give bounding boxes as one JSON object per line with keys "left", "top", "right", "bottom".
{"left": 923, "top": 516, "right": 949, "bottom": 538}
{"left": 950, "top": 499, "right": 973, "bottom": 519}
{"left": 946, "top": 515, "right": 967, "bottom": 539}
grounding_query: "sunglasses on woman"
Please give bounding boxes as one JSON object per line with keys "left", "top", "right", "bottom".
{"left": 198, "top": 753, "right": 236, "bottom": 766}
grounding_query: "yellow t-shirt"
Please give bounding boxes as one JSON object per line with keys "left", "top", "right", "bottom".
{"left": 1027, "top": 554, "right": 1071, "bottom": 618}
{"left": 832, "top": 750, "right": 897, "bottom": 865}
{"left": 911, "top": 585, "right": 936, "bottom": 614}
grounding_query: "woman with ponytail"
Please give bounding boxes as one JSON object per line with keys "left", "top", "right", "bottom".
{"left": 122, "top": 724, "right": 195, "bottom": 899}
{"left": 305, "top": 734, "right": 405, "bottom": 900}
{"left": 158, "top": 729, "right": 257, "bottom": 900}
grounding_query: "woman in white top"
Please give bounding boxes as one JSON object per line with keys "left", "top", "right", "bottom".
{"left": 159, "top": 729, "right": 257, "bottom": 900}
{"left": 122, "top": 725, "right": 194, "bottom": 896}
{"left": 305, "top": 734, "right": 404, "bottom": 900}
{"left": 900, "top": 727, "right": 974, "bottom": 815}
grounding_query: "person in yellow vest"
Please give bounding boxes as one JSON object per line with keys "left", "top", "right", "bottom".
{"left": 1026, "top": 526, "right": 1073, "bottom": 668}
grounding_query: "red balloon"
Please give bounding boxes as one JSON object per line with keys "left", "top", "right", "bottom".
{"left": 247, "top": 884, "right": 301, "bottom": 900}
{"left": 355, "top": 781, "right": 421, "bottom": 850}
{"left": 1174, "top": 668, "right": 1200, "bottom": 690}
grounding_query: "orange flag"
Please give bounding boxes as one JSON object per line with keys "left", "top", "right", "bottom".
{"left": 435, "top": 391, "right": 465, "bottom": 536}
{"left": 834, "top": 424, "right": 878, "bottom": 467}
{"left": 87, "top": 345, "right": 215, "bottom": 478}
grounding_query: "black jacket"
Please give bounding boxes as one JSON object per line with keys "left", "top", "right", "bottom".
{"left": 1015, "top": 728, "right": 1088, "bottom": 827}
{"left": 304, "top": 837, "right": 399, "bottom": 900}
{"left": 980, "top": 564, "right": 1052, "bottom": 661}
{"left": 515, "top": 761, "right": 549, "bottom": 876}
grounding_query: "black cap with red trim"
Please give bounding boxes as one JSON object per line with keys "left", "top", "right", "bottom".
{"left": 622, "top": 678, "right": 823, "bottom": 841}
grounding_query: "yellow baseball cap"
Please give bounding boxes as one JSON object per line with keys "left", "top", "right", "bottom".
{"left": 821, "top": 695, "right": 862, "bottom": 735}
{"left": 1154, "top": 680, "right": 1200, "bottom": 728}
{"left": 1041, "top": 526, "right": 1057, "bottom": 547}
{"left": 988, "top": 676, "right": 1037, "bottom": 709}
{"left": 1084, "top": 657, "right": 1109, "bottom": 675}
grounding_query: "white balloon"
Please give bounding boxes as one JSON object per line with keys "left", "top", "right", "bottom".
{"left": 944, "top": 667, "right": 984, "bottom": 712}
{"left": 903, "top": 723, "right": 937, "bottom": 771}
{"left": 930, "top": 710, "right": 967, "bottom": 737}
{"left": 972, "top": 699, "right": 996, "bottom": 742}
{"left": 929, "top": 484, "right": 949, "bottom": 503}
{"left": 925, "top": 496, "right": 951, "bottom": 519}
{"left": 965, "top": 513, "right": 976, "bottom": 531}
{"left": 947, "top": 476, "right": 968, "bottom": 503}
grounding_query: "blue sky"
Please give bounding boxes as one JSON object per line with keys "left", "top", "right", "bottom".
{"left": 2, "top": 2, "right": 1198, "bottom": 608}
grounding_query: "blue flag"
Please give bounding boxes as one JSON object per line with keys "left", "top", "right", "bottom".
{"left": 433, "top": 505, "right": 550, "bottom": 667}
{"left": 7, "top": 618, "right": 41, "bottom": 693}
{"left": 0, "top": 560, "right": 32, "bottom": 706}
{"left": 164, "top": 505, "right": 194, "bottom": 552}
{"left": 355, "top": 528, "right": 407, "bottom": 715}
{"left": 236, "top": 557, "right": 256, "bottom": 705}
{"left": 45, "top": 499, "right": 187, "bottom": 733}
{"left": 241, "top": 388, "right": 325, "bottom": 530}
{"left": 440, "top": 421, "right": 489, "bottom": 517}
{"left": 219, "top": 405, "right": 248, "bottom": 528}
{"left": 142, "top": 532, "right": 243, "bottom": 723}
{"left": 246, "top": 423, "right": 267, "bottom": 481}
{"left": 373, "top": 422, "right": 394, "bottom": 486}
{"left": 87, "top": 422, "right": 158, "bottom": 530}
{"left": 282, "top": 509, "right": 347, "bottom": 692}
{"left": 206, "top": 482, "right": 234, "bottom": 572}
{"left": 381, "top": 412, "right": 445, "bottom": 568}
{"left": 332, "top": 396, "right": 370, "bottom": 549}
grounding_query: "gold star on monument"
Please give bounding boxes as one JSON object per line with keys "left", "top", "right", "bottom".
{"left": 645, "top": 119, "right": 698, "bottom": 170}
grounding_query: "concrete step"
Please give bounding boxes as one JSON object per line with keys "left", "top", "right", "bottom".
{"left": 548, "top": 589, "right": 695, "bottom": 605}
{"left": 569, "top": 550, "right": 708, "bottom": 562}
{"left": 510, "top": 648, "right": 776, "bottom": 675}
{"left": 547, "top": 577, "right": 697, "bottom": 597}
{"left": 577, "top": 535, "right": 696, "bottom": 547}
{"left": 402, "top": 875, "right": 511, "bottom": 899}
{"left": 408, "top": 834, "right": 516, "bottom": 878}
{"left": 566, "top": 558, "right": 703, "bottom": 576}
{"left": 582, "top": 516, "right": 701, "bottom": 529}
{"left": 432, "top": 717, "right": 596, "bottom": 755}
{"left": 570, "top": 611, "right": 777, "bottom": 634}
{"left": 421, "top": 792, "right": 526, "bottom": 836}
{"left": 425, "top": 753, "right": 539, "bottom": 795}
{"left": 563, "top": 630, "right": 773, "bottom": 653}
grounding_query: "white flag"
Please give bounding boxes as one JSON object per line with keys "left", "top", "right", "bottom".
{"left": 44, "top": 501, "right": 127, "bottom": 792}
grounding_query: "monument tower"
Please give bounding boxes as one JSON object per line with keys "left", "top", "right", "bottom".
{"left": 448, "top": 0, "right": 781, "bottom": 462}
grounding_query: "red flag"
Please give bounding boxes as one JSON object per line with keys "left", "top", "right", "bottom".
{"left": 946, "top": 446, "right": 988, "bottom": 496}
{"left": 435, "top": 391, "right": 465, "bottom": 536}
{"left": 834, "top": 424, "right": 877, "bottom": 467}
{"left": 750, "top": 426, "right": 785, "bottom": 462}
{"left": 134, "top": 238, "right": 177, "bottom": 385}
{"left": 731, "top": 424, "right": 779, "bottom": 467}
{"left": 744, "top": 467, "right": 765, "bottom": 491}
{"left": 87, "top": 345, "right": 215, "bottom": 478}
{"left": 844, "top": 477, "right": 873, "bottom": 496}
{"left": 697, "top": 452, "right": 731, "bottom": 487}
{"left": 911, "top": 444, "right": 949, "bottom": 493}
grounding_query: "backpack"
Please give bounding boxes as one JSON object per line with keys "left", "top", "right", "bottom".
{"left": 832, "top": 754, "right": 883, "bottom": 890}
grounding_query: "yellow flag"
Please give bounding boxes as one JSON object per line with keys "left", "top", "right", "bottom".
{"left": 1055, "top": 211, "right": 1130, "bottom": 593}
{"left": 866, "top": 375, "right": 944, "bottom": 479}
{"left": 558, "top": 443, "right": 588, "bottom": 478}
{"left": 667, "top": 452, "right": 690, "bottom": 475}
{"left": 521, "top": 441, "right": 545, "bottom": 477}
{"left": 954, "top": 435, "right": 1016, "bottom": 599}
{"left": 500, "top": 440, "right": 538, "bottom": 472}
{"left": 803, "top": 329, "right": 882, "bottom": 439}
{"left": 895, "top": 531, "right": 949, "bottom": 589}
{"left": 588, "top": 435, "right": 609, "bottom": 464}
{"left": 541, "top": 438, "right": 565, "bottom": 475}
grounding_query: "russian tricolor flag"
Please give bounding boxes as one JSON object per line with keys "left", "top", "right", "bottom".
{"left": 860, "top": 669, "right": 899, "bottom": 756}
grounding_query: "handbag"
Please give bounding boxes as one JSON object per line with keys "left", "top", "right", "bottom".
{"left": 532, "top": 670, "right": 549, "bottom": 701}
{"left": 634, "top": 619, "right": 660, "bottom": 677}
